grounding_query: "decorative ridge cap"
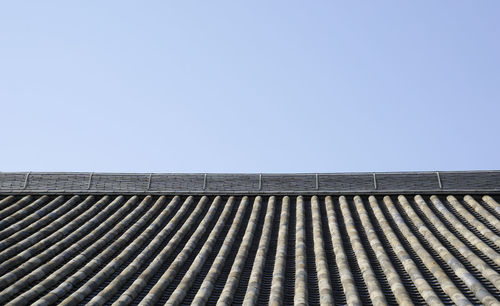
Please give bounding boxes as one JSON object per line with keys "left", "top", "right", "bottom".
{"left": 0, "top": 171, "right": 500, "bottom": 194}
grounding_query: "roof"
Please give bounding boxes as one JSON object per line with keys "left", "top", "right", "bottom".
{"left": 0, "top": 172, "right": 500, "bottom": 305}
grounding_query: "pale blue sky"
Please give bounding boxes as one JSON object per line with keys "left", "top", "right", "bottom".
{"left": 1, "top": 1, "right": 499, "bottom": 173}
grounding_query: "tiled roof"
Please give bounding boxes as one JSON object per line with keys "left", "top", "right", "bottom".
{"left": 0, "top": 172, "right": 500, "bottom": 305}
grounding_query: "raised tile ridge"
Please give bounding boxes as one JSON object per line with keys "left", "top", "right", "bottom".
{"left": 1, "top": 171, "right": 500, "bottom": 194}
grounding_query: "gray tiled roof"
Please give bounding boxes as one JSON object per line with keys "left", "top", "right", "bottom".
{"left": 0, "top": 172, "right": 500, "bottom": 305}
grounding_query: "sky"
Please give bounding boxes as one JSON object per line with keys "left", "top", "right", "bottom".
{"left": 1, "top": 1, "right": 499, "bottom": 173}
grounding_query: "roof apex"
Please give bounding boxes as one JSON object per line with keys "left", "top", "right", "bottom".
{"left": 1, "top": 171, "right": 500, "bottom": 194}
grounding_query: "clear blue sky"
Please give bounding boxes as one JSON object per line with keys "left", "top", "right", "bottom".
{"left": 1, "top": 1, "right": 499, "bottom": 173}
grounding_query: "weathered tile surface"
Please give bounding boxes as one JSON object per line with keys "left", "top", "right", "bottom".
{"left": 1, "top": 174, "right": 500, "bottom": 305}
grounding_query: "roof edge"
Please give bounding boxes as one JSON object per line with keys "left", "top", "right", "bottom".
{"left": 1, "top": 171, "right": 500, "bottom": 194}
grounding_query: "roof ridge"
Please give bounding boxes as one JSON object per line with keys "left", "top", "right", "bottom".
{"left": 1, "top": 171, "right": 500, "bottom": 194}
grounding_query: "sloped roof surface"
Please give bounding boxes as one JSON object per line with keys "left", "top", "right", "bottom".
{"left": 1, "top": 172, "right": 500, "bottom": 305}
